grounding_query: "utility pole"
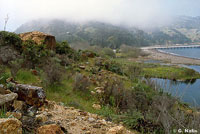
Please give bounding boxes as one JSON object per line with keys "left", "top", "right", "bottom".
{"left": 4, "top": 14, "right": 9, "bottom": 31}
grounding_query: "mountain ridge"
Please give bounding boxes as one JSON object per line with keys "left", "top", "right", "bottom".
{"left": 15, "top": 16, "right": 200, "bottom": 48}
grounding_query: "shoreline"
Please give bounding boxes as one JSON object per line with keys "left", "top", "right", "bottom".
{"left": 142, "top": 48, "right": 200, "bottom": 65}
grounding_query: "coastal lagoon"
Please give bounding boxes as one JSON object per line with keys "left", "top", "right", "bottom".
{"left": 151, "top": 47, "right": 200, "bottom": 106}
{"left": 151, "top": 65, "right": 200, "bottom": 107}
{"left": 158, "top": 47, "right": 200, "bottom": 59}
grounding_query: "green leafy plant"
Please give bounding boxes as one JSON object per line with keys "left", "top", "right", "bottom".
{"left": 0, "top": 31, "right": 22, "bottom": 51}
{"left": 73, "top": 73, "right": 90, "bottom": 92}
{"left": 56, "top": 41, "right": 80, "bottom": 61}
{"left": 22, "top": 40, "right": 49, "bottom": 68}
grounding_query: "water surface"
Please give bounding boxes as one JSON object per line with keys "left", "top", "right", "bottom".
{"left": 158, "top": 47, "right": 200, "bottom": 59}
{"left": 150, "top": 63, "right": 200, "bottom": 106}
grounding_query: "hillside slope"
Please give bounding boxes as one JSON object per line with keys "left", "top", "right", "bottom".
{"left": 15, "top": 19, "right": 192, "bottom": 48}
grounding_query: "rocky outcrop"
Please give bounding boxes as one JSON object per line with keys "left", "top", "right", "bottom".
{"left": 12, "top": 100, "right": 25, "bottom": 111}
{"left": 36, "top": 124, "right": 64, "bottom": 134}
{"left": 12, "top": 84, "right": 46, "bottom": 107}
{"left": 0, "top": 118, "right": 22, "bottom": 134}
{"left": 0, "top": 93, "right": 18, "bottom": 107}
{"left": 0, "top": 81, "right": 135, "bottom": 134}
{"left": 19, "top": 31, "right": 56, "bottom": 50}
{"left": 0, "top": 46, "right": 21, "bottom": 64}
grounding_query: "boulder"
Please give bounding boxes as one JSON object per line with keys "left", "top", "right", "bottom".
{"left": 12, "top": 100, "right": 25, "bottom": 111}
{"left": 12, "top": 84, "right": 46, "bottom": 107}
{"left": 0, "top": 93, "right": 18, "bottom": 107}
{"left": 107, "top": 126, "right": 125, "bottom": 134}
{"left": 36, "top": 124, "right": 64, "bottom": 134}
{"left": 0, "top": 46, "right": 21, "bottom": 64}
{"left": 36, "top": 113, "right": 48, "bottom": 123}
{"left": 0, "top": 118, "right": 22, "bottom": 134}
{"left": 19, "top": 31, "right": 56, "bottom": 50}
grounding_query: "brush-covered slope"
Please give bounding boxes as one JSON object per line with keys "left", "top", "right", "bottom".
{"left": 15, "top": 19, "right": 192, "bottom": 48}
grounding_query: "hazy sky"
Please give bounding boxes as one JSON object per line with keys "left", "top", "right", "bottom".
{"left": 1, "top": 0, "right": 200, "bottom": 31}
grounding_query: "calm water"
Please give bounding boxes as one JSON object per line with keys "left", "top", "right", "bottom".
{"left": 158, "top": 47, "right": 200, "bottom": 59}
{"left": 148, "top": 47, "right": 200, "bottom": 106}
{"left": 151, "top": 74, "right": 200, "bottom": 107}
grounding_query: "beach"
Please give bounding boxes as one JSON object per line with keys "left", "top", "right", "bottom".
{"left": 143, "top": 48, "right": 200, "bottom": 65}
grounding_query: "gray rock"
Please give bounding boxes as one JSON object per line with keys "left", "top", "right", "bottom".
{"left": 0, "top": 92, "right": 18, "bottom": 106}
{"left": 88, "top": 117, "right": 95, "bottom": 123}
{"left": 0, "top": 46, "right": 21, "bottom": 64}
{"left": 12, "top": 84, "right": 46, "bottom": 107}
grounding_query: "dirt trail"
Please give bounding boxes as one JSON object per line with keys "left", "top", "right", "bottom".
{"left": 38, "top": 101, "right": 135, "bottom": 134}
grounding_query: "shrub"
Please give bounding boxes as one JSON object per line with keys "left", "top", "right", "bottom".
{"left": 102, "top": 47, "right": 116, "bottom": 58}
{"left": 120, "top": 44, "right": 143, "bottom": 58}
{"left": 56, "top": 41, "right": 79, "bottom": 60}
{"left": 121, "top": 111, "right": 144, "bottom": 129}
{"left": 104, "top": 60, "right": 123, "bottom": 75}
{"left": 100, "top": 78, "right": 125, "bottom": 109}
{"left": 0, "top": 69, "right": 11, "bottom": 85}
{"left": 22, "top": 40, "right": 49, "bottom": 68}
{"left": 8, "top": 59, "right": 24, "bottom": 77}
{"left": 73, "top": 73, "right": 90, "bottom": 92}
{"left": 0, "top": 31, "right": 22, "bottom": 51}
{"left": 43, "top": 58, "right": 64, "bottom": 85}
{"left": 56, "top": 54, "right": 72, "bottom": 66}
{"left": 126, "top": 65, "right": 142, "bottom": 80}
{"left": 56, "top": 41, "right": 71, "bottom": 54}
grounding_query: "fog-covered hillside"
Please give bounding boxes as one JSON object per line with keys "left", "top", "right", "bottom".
{"left": 15, "top": 17, "right": 198, "bottom": 48}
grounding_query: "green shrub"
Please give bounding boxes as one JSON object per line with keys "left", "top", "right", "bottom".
{"left": 22, "top": 40, "right": 49, "bottom": 68}
{"left": 104, "top": 60, "right": 123, "bottom": 75}
{"left": 56, "top": 41, "right": 71, "bottom": 54}
{"left": 56, "top": 41, "right": 79, "bottom": 60}
{"left": 121, "top": 111, "right": 144, "bottom": 129}
{"left": 126, "top": 65, "right": 142, "bottom": 80}
{"left": 0, "top": 31, "right": 22, "bottom": 51}
{"left": 9, "top": 59, "right": 24, "bottom": 77}
{"left": 0, "top": 72, "right": 11, "bottom": 85}
{"left": 73, "top": 73, "right": 90, "bottom": 92}
{"left": 102, "top": 47, "right": 116, "bottom": 58}
{"left": 120, "top": 44, "right": 144, "bottom": 58}
{"left": 43, "top": 59, "right": 64, "bottom": 84}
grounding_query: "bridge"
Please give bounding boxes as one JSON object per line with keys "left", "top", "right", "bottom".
{"left": 141, "top": 45, "right": 200, "bottom": 50}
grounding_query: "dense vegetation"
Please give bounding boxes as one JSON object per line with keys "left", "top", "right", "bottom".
{"left": 15, "top": 19, "right": 192, "bottom": 48}
{"left": 1, "top": 31, "right": 200, "bottom": 134}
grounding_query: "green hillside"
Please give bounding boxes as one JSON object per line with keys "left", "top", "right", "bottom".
{"left": 15, "top": 19, "right": 192, "bottom": 48}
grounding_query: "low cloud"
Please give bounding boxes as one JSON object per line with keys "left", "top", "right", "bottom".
{"left": 0, "top": 0, "right": 200, "bottom": 31}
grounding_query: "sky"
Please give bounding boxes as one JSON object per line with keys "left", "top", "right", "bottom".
{"left": 0, "top": 0, "right": 200, "bottom": 31}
